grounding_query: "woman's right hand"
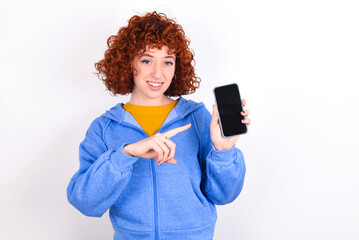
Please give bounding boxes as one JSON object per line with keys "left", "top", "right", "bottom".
{"left": 123, "top": 123, "right": 191, "bottom": 166}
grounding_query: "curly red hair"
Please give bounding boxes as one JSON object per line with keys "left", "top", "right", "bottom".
{"left": 94, "top": 11, "right": 201, "bottom": 96}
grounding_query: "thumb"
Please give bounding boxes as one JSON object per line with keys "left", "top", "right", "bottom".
{"left": 211, "top": 104, "right": 219, "bottom": 126}
{"left": 166, "top": 158, "right": 177, "bottom": 164}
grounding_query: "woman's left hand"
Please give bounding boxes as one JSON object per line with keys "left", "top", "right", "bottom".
{"left": 210, "top": 99, "right": 251, "bottom": 151}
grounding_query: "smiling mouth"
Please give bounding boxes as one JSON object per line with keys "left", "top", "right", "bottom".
{"left": 147, "top": 81, "right": 164, "bottom": 87}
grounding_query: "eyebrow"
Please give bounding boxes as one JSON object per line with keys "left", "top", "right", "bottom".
{"left": 139, "top": 53, "right": 175, "bottom": 60}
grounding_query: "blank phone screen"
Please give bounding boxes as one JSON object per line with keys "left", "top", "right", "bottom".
{"left": 214, "top": 84, "right": 247, "bottom": 137}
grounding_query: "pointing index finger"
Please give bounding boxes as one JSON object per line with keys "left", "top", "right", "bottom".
{"left": 164, "top": 123, "right": 191, "bottom": 138}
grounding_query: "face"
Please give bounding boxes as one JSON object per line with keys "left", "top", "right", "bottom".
{"left": 131, "top": 45, "right": 176, "bottom": 105}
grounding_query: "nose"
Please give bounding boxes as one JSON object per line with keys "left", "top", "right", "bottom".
{"left": 151, "top": 62, "right": 162, "bottom": 80}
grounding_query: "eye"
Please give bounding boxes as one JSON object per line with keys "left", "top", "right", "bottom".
{"left": 141, "top": 60, "right": 151, "bottom": 64}
{"left": 165, "top": 61, "right": 174, "bottom": 66}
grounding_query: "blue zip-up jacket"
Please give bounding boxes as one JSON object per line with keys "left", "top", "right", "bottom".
{"left": 67, "top": 97, "right": 246, "bottom": 240}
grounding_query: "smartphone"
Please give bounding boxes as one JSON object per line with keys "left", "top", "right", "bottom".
{"left": 213, "top": 83, "right": 247, "bottom": 138}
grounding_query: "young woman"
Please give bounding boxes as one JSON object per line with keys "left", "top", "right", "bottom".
{"left": 67, "top": 11, "right": 251, "bottom": 240}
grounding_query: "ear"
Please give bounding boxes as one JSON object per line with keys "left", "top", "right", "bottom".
{"left": 130, "top": 58, "right": 139, "bottom": 76}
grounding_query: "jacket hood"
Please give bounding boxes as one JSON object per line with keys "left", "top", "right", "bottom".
{"left": 101, "top": 97, "right": 205, "bottom": 126}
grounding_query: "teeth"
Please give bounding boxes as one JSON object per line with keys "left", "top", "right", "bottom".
{"left": 148, "top": 82, "right": 162, "bottom": 87}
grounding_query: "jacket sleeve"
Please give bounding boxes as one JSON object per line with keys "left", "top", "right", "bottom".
{"left": 192, "top": 106, "right": 246, "bottom": 205}
{"left": 66, "top": 117, "right": 140, "bottom": 217}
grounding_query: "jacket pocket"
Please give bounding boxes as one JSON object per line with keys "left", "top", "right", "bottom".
{"left": 157, "top": 172, "right": 204, "bottom": 230}
{"left": 111, "top": 175, "right": 153, "bottom": 231}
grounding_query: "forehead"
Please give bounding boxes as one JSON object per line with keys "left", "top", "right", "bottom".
{"left": 143, "top": 45, "right": 175, "bottom": 56}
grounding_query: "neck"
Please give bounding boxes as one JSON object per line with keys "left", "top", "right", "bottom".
{"left": 128, "top": 95, "right": 174, "bottom": 106}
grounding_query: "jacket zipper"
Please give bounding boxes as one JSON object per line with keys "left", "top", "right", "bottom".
{"left": 120, "top": 122, "right": 160, "bottom": 238}
{"left": 151, "top": 158, "right": 159, "bottom": 240}
{"left": 120, "top": 114, "right": 191, "bottom": 240}
{"left": 151, "top": 116, "right": 190, "bottom": 239}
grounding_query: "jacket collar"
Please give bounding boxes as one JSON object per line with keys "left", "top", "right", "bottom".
{"left": 101, "top": 96, "right": 204, "bottom": 128}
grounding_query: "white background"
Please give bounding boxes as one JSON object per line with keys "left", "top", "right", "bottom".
{"left": 1, "top": 0, "right": 358, "bottom": 239}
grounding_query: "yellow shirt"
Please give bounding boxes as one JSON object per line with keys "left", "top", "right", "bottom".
{"left": 123, "top": 100, "right": 178, "bottom": 137}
